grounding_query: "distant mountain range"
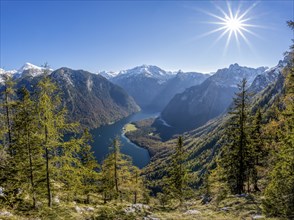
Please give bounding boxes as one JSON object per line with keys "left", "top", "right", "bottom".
{"left": 1, "top": 61, "right": 285, "bottom": 132}
{"left": 103, "top": 65, "right": 209, "bottom": 110}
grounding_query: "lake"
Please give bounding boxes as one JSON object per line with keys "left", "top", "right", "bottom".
{"left": 90, "top": 111, "right": 159, "bottom": 168}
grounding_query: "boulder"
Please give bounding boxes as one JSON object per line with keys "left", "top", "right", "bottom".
{"left": 0, "top": 211, "right": 13, "bottom": 217}
{"left": 184, "top": 209, "right": 201, "bottom": 215}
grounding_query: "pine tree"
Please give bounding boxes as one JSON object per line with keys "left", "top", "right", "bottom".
{"left": 37, "top": 76, "right": 58, "bottom": 207}
{"left": 130, "top": 167, "right": 146, "bottom": 204}
{"left": 79, "top": 129, "right": 100, "bottom": 204}
{"left": 0, "top": 76, "right": 21, "bottom": 207}
{"left": 249, "top": 108, "right": 264, "bottom": 192}
{"left": 12, "top": 88, "right": 43, "bottom": 208}
{"left": 100, "top": 138, "right": 137, "bottom": 203}
{"left": 1, "top": 75, "right": 16, "bottom": 152}
{"left": 219, "top": 78, "right": 251, "bottom": 194}
{"left": 167, "top": 136, "right": 188, "bottom": 204}
{"left": 36, "top": 72, "right": 77, "bottom": 207}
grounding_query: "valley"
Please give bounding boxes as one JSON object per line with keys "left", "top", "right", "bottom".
{"left": 1, "top": 51, "right": 293, "bottom": 219}
{"left": 0, "top": 1, "right": 293, "bottom": 217}
{"left": 89, "top": 111, "right": 159, "bottom": 168}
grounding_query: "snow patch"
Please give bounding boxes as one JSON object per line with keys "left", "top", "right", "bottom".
{"left": 87, "top": 77, "right": 93, "bottom": 91}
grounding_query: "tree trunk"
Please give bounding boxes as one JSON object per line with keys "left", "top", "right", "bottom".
{"left": 87, "top": 194, "right": 90, "bottom": 204}
{"left": 4, "top": 88, "right": 12, "bottom": 150}
{"left": 45, "top": 125, "right": 52, "bottom": 207}
{"left": 103, "top": 192, "right": 107, "bottom": 204}
{"left": 27, "top": 130, "right": 36, "bottom": 208}
{"left": 134, "top": 191, "right": 137, "bottom": 204}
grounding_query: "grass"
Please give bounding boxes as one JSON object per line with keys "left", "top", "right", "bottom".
{"left": 123, "top": 123, "right": 137, "bottom": 133}
{"left": 0, "top": 194, "right": 284, "bottom": 220}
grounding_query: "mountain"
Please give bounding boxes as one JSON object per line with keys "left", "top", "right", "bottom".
{"left": 110, "top": 65, "right": 208, "bottom": 111}
{"left": 249, "top": 58, "right": 288, "bottom": 93}
{"left": 0, "top": 63, "right": 52, "bottom": 82}
{"left": 2, "top": 64, "right": 140, "bottom": 128}
{"left": 16, "top": 62, "right": 48, "bottom": 78}
{"left": 110, "top": 65, "right": 175, "bottom": 109}
{"left": 150, "top": 70, "right": 209, "bottom": 110}
{"left": 160, "top": 64, "right": 268, "bottom": 132}
{"left": 98, "top": 71, "right": 119, "bottom": 79}
{"left": 144, "top": 69, "right": 286, "bottom": 188}
{"left": 49, "top": 68, "right": 140, "bottom": 128}
{"left": 0, "top": 69, "right": 17, "bottom": 84}
{"left": 137, "top": 58, "right": 288, "bottom": 191}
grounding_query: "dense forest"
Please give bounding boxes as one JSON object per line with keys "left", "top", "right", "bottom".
{"left": 0, "top": 22, "right": 293, "bottom": 220}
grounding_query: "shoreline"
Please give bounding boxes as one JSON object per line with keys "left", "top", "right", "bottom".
{"left": 122, "top": 123, "right": 154, "bottom": 158}
{"left": 121, "top": 133, "right": 152, "bottom": 158}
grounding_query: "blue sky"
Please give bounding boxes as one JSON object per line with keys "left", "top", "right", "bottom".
{"left": 0, "top": 1, "right": 293, "bottom": 73}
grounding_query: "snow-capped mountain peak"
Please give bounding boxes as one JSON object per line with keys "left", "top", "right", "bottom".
{"left": 0, "top": 68, "right": 18, "bottom": 83}
{"left": 115, "top": 64, "right": 175, "bottom": 81}
{"left": 18, "top": 62, "right": 43, "bottom": 72}
{"left": 98, "top": 71, "right": 119, "bottom": 79}
{"left": 17, "top": 62, "right": 53, "bottom": 77}
{"left": 211, "top": 64, "right": 268, "bottom": 87}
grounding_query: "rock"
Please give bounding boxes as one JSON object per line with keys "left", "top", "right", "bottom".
{"left": 85, "top": 206, "right": 94, "bottom": 212}
{"left": 220, "top": 207, "right": 230, "bottom": 211}
{"left": 75, "top": 206, "right": 83, "bottom": 213}
{"left": 0, "top": 187, "right": 5, "bottom": 197}
{"left": 252, "top": 215, "right": 266, "bottom": 219}
{"left": 184, "top": 209, "right": 201, "bottom": 215}
{"left": 143, "top": 215, "right": 160, "bottom": 220}
{"left": 201, "top": 194, "right": 212, "bottom": 204}
{"left": 124, "top": 207, "right": 136, "bottom": 214}
{"left": 36, "top": 201, "right": 43, "bottom": 208}
{"left": 235, "top": 193, "right": 247, "bottom": 198}
{"left": 53, "top": 196, "right": 60, "bottom": 204}
{"left": 124, "top": 204, "right": 150, "bottom": 214}
{"left": 183, "top": 201, "right": 197, "bottom": 206}
{"left": 0, "top": 211, "right": 13, "bottom": 217}
{"left": 132, "top": 203, "right": 150, "bottom": 211}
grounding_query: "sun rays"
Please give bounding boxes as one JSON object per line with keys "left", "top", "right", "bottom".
{"left": 199, "top": 1, "right": 262, "bottom": 54}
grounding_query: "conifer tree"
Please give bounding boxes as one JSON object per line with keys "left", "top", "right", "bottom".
{"left": 219, "top": 79, "right": 251, "bottom": 194}
{"left": 79, "top": 129, "right": 100, "bottom": 204}
{"left": 36, "top": 72, "right": 77, "bottom": 206}
{"left": 37, "top": 76, "right": 58, "bottom": 207}
{"left": 0, "top": 76, "right": 20, "bottom": 207}
{"left": 130, "top": 167, "right": 146, "bottom": 204}
{"left": 101, "top": 138, "right": 137, "bottom": 202}
{"left": 13, "top": 88, "right": 43, "bottom": 208}
{"left": 249, "top": 108, "right": 264, "bottom": 191}
{"left": 167, "top": 136, "right": 188, "bottom": 204}
{"left": 1, "top": 75, "right": 16, "bottom": 152}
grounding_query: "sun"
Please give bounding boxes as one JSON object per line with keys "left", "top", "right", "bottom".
{"left": 199, "top": 2, "right": 261, "bottom": 52}
{"left": 225, "top": 17, "right": 243, "bottom": 31}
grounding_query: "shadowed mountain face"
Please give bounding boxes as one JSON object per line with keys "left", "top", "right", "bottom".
{"left": 1, "top": 65, "right": 140, "bottom": 129}
{"left": 160, "top": 64, "right": 268, "bottom": 132}
{"left": 109, "top": 65, "right": 208, "bottom": 111}
{"left": 49, "top": 68, "right": 140, "bottom": 128}
{"left": 149, "top": 71, "right": 209, "bottom": 110}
